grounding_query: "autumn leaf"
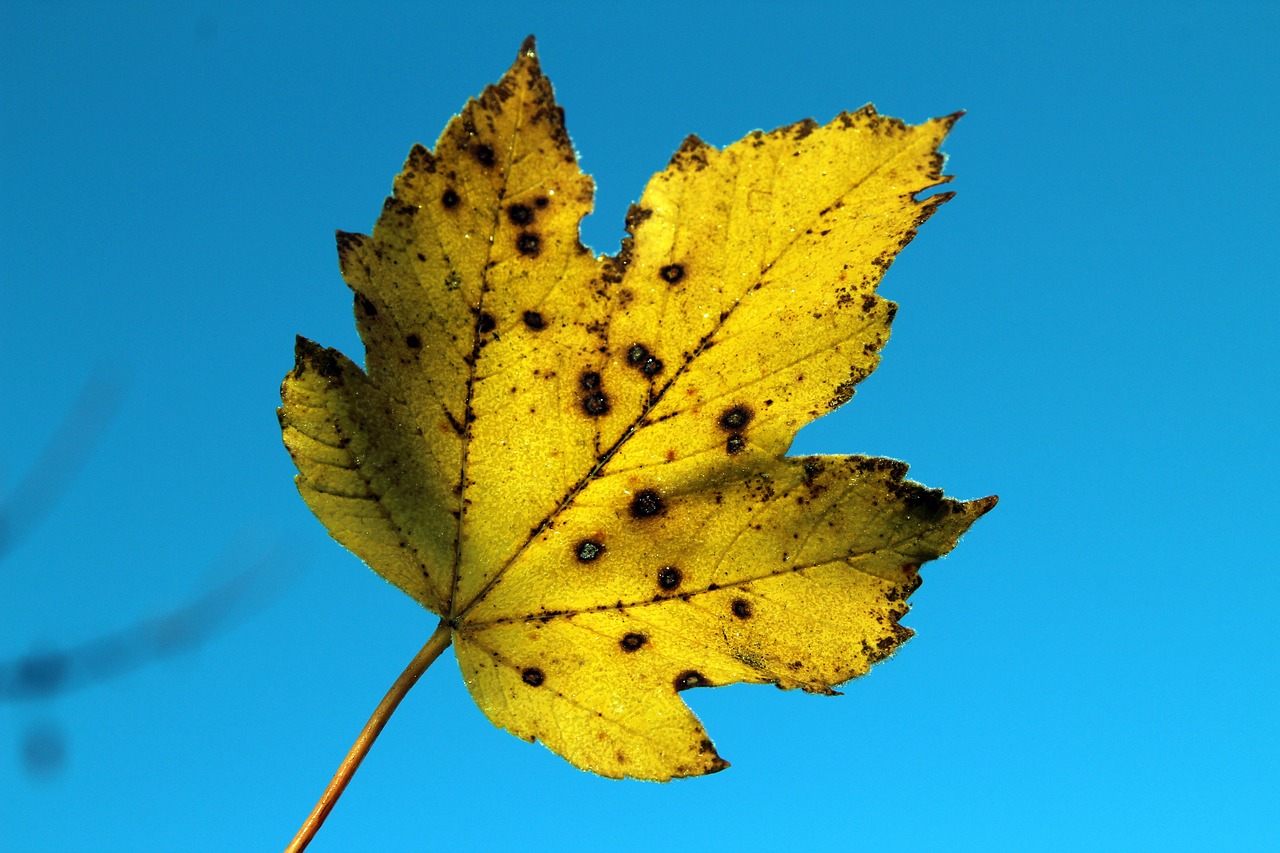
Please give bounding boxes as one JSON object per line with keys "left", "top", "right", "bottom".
{"left": 279, "top": 37, "right": 994, "bottom": 786}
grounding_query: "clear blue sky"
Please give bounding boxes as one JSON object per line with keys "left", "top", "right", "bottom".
{"left": 3, "top": 1, "right": 1277, "bottom": 850}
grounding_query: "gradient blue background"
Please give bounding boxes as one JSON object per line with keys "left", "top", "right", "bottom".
{"left": 3, "top": 2, "right": 1277, "bottom": 850}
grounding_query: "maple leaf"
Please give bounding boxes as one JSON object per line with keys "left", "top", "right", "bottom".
{"left": 279, "top": 37, "right": 995, "bottom": 789}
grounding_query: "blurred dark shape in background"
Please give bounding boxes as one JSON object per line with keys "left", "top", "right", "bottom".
{"left": 20, "top": 720, "right": 67, "bottom": 780}
{"left": 3, "top": 374, "right": 300, "bottom": 779}
{"left": 0, "top": 372, "right": 128, "bottom": 561}
{"left": 1, "top": 552, "right": 293, "bottom": 703}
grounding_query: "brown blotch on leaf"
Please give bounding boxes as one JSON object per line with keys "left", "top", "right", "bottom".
{"left": 356, "top": 294, "right": 378, "bottom": 317}
{"left": 719, "top": 405, "right": 753, "bottom": 431}
{"left": 306, "top": 346, "right": 344, "bottom": 382}
{"left": 472, "top": 143, "right": 496, "bottom": 167}
{"left": 619, "top": 633, "right": 647, "bottom": 652}
{"left": 674, "top": 670, "right": 709, "bottom": 691}
{"left": 659, "top": 263, "right": 685, "bottom": 284}
{"left": 534, "top": 196, "right": 550, "bottom": 208}
{"left": 657, "top": 566, "right": 682, "bottom": 590}
{"left": 625, "top": 204, "right": 653, "bottom": 230}
{"left": 442, "top": 188, "right": 460, "bottom": 208}
{"left": 522, "top": 310, "right": 546, "bottom": 330}
{"left": 630, "top": 489, "right": 664, "bottom": 518}
{"left": 726, "top": 434, "right": 746, "bottom": 454}
{"left": 405, "top": 333, "right": 422, "bottom": 349}
{"left": 477, "top": 313, "right": 496, "bottom": 334}
{"left": 731, "top": 598, "right": 752, "bottom": 619}
{"left": 335, "top": 231, "right": 365, "bottom": 253}
{"left": 576, "top": 540, "right": 604, "bottom": 562}
{"left": 891, "top": 481, "right": 949, "bottom": 519}
{"left": 580, "top": 370, "right": 601, "bottom": 391}
{"left": 521, "top": 667, "right": 545, "bottom": 687}
{"left": 517, "top": 232, "right": 541, "bottom": 257}
{"left": 507, "top": 203, "right": 534, "bottom": 226}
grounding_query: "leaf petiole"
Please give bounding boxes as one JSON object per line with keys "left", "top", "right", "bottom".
{"left": 285, "top": 618, "right": 452, "bottom": 852}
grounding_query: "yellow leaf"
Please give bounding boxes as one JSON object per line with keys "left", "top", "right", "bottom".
{"left": 279, "top": 37, "right": 995, "bottom": 781}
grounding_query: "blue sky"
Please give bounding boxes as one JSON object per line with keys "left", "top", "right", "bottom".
{"left": 2, "top": 1, "right": 1277, "bottom": 850}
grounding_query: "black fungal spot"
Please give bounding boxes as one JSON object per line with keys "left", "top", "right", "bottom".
{"left": 576, "top": 540, "right": 604, "bottom": 562}
{"left": 630, "top": 489, "right": 664, "bottom": 518}
{"left": 625, "top": 344, "right": 664, "bottom": 377}
{"left": 579, "top": 370, "right": 611, "bottom": 416}
{"left": 657, "top": 566, "right": 682, "bottom": 590}
{"left": 441, "top": 188, "right": 460, "bottom": 208}
{"left": 659, "top": 263, "right": 685, "bottom": 284}
{"left": 356, "top": 294, "right": 378, "bottom": 317}
{"left": 534, "top": 196, "right": 549, "bottom": 208}
{"left": 620, "top": 633, "right": 647, "bottom": 652}
{"left": 674, "top": 670, "right": 709, "bottom": 691}
{"left": 477, "top": 313, "right": 496, "bottom": 334}
{"left": 521, "top": 667, "right": 545, "bottom": 686}
{"left": 522, "top": 310, "right": 546, "bottom": 330}
{"left": 731, "top": 598, "right": 753, "bottom": 619}
{"left": 472, "top": 143, "right": 496, "bottom": 167}
{"left": 719, "top": 405, "right": 753, "bottom": 431}
{"left": 726, "top": 434, "right": 746, "bottom": 454}
{"left": 507, "top": 203, "right": 534, "bottom": 225}
{"left": 517, "top": 232, "right": 541, "bottom": 257}
{"left": 405, "top": 333, "right": 422, "bottom": 349}
{"left": 583, "top": 392, "right": 609, "bottom": 416}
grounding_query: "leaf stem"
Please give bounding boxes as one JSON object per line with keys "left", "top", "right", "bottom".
{"left": 284, "top": 618, "right": 453, "bottom": 853}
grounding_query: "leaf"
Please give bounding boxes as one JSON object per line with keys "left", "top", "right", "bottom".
{"left": 279, "top": 37, "right": 995, "bottom": 781}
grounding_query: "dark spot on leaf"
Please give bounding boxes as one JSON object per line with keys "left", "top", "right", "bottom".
{"left": 659, "top": 263, "right": 685, "bottom": 284}
{"left": 620, "top": 633, "right": 647, "bottom": 652}
{"left": 630, "top": 489, "right": 664, "bottom": 518}
{"left": 477, "top": 313, "right": 496, "bottom": 334}
{"left": 442, "top": 188, "right": 460, "bottom": 208}
{"left": 657, "top": 566, "right": 682, "bottom": 590}
{"left": 626, "top": 343, "right": 664, "bottom": 377}
{"left": 579, "top": 371, "right": 610, "bottom": 415}
{"left": 583, "top": 392, "right": 610, "bottom": 416}
{"left": 576, "top": 540, "right": 604, "bottom": 562}
{"left": 406, "top": 333, "right": 422, "bottom": 349}
{"left": 356, "top": 294, "right": 377, "bottom": 317}
{"left": 523, "top": 310, "right": 546, "bottom": 330}
{"left": 507, "top": 204, "right": 534, "bottom": 225}
{"left": 719, "top": 405, "right": 752, "bottom": 431}
{"left": 731, "top": 598, "right": 752, "bottom": 619}
{"left": 517, "top": 232, "right": 541, "bottom": 257}
{"left": 472, "top": 143, "right": 496, "bottom": 167}
{"left": 674, "top": 670, "right": 709, "bottom": 691}
{"left": 534, "top": 196, "right": 549, "bottom": 208}
{"left": 726, "top": 435, "right": 745, "bottom": 454}
{"left": 521, "top": 667, "right": 544, "bottom": 686}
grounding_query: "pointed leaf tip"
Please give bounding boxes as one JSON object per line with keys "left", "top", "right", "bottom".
{"left": 520, "top": 34, "right": 537, "bottom": 57}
